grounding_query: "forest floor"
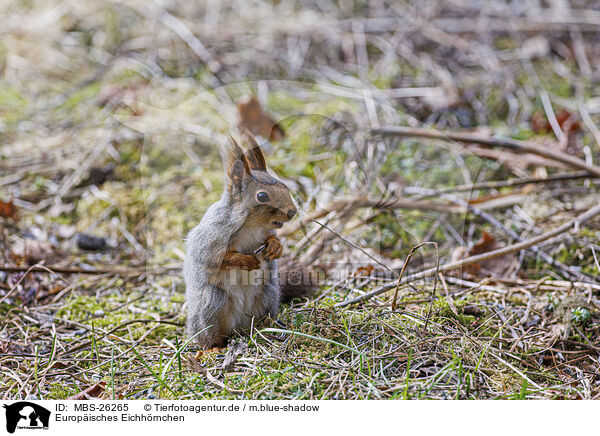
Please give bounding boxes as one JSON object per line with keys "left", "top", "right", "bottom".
{"left": 1, "top": 0, "right": 600, "bottom": 399}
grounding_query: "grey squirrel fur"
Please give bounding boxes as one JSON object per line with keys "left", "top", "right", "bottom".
{"left": 183, "top": 133, "right": 309, "bottom": 348}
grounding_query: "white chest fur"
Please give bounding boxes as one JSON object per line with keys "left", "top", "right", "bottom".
{"left": 216, "top": 225, "right": 270, "bottom": 330}
{"left": 230, "top": 225, "right": 268, "bottom": 254}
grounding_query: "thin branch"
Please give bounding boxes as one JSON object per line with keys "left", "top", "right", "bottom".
{"left": 405, "top": 170, "right": 595, "bottom": 199}
{"left": 336, "top": 202, "right": 600, "bottom": 307}
{"left": 370, "top": 126, "right": 600, "bottom": 178}
{"left": 312, "top": 219, "right": 397, "bottom": 276}
{"left": 0, "top": 264, "right": 180, "bottom": 276}
{"left": 391, "top": 242, "right": 436, "bottom": 310}
{"left": 281, "top": 194, "right": 521, "bottom": 237}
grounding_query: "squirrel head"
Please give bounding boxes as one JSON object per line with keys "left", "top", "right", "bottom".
{"left": 224, "top": 132, "right": 297, "bottom": 230}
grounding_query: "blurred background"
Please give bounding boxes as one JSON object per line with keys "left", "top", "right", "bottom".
{"left": 2, "top": 0, "right": 599, "bottom": 265}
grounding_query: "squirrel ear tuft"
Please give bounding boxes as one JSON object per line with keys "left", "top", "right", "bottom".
{"left": 240, "top": 129, "right": 267, "bottom": 171}
{"left": 225, "top": 136, "right": 251, "bottom": 191}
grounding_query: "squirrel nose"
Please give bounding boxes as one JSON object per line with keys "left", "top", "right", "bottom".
{"left": 287, "top": 208, "right": 297, "bottom": 219}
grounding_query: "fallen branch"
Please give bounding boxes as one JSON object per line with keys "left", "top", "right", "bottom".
{"left": 370, "top": 126, "right": 600, "bottom": 178}
{"left": 335, "top": 202, "right": 600, "bottom": 307}
{"left": 0, "top": 264, "right": 180, "bottom": 276}
{"left": 417, "top": 188, "right": 598, "bottom": 283}
{"left": 405, "top": 170, "right": 595, "bottom": 199}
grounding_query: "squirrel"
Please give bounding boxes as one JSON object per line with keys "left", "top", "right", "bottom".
{"left": 183, "top": 132, "right": 313, "bottom": 348}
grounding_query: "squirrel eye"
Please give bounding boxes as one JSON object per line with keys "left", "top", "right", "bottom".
{"left": 256, "top": 192, "right": 270, "bottom": 203}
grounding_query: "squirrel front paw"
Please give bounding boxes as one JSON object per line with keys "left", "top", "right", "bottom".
{"left": 222, "top": 252, "right": 261, "bottom": 270}
{"left": 263, "top": 234, "right": 283, "bottom": 262}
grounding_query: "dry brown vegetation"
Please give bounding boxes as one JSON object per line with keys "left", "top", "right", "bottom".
{"left": 1, "top": 0, "right": 600, "bottom": 399}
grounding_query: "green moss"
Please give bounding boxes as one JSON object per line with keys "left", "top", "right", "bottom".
{"left": 58, "top": 82, "right": 101, "bottom": 113}
{"left": 571, "top": 307, "right": 591, "bottom": 325}
{"left": 0, "top": 85, "right": 28, "bottom": 124}
{"left": 494, "top": 36, "right": 518, "bottom": 50}
{"left": 433, "top": 298, "right": 476, "bottom": 327}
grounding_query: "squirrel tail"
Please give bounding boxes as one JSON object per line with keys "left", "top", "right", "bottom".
{"left": 278, "top": 259, "right": 320, "bottom": 302}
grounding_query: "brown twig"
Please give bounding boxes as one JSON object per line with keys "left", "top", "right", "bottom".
{"left": 336, "top": 202, "right": 600, "bottom": 307}
{"left": 390, "top": 242, "right": 439, "bottom": 334}
{"left": 405, "top": 170, "right": 595, "bottom": 199}
{"left": 391, "top": 242, "right": 437, "bottom": 311}
{"left": 370, "top": 126, "right": 600, "bottom": 177}
{"left": 0, "top": 264, "right": 180, "bottom": 276}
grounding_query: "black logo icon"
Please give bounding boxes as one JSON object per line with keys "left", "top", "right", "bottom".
{"left": 2, "top": 402, "right": 50, "bottom": 434}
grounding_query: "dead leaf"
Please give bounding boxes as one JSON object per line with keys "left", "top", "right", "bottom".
{"left": 451, "top": 232, "right": 518, "bottom": 278}
{"left": 355, "top": 265, "right": 374, "bottom": 276}
{"left": 531, "top": 110, "right": 581, "bottom": 156}
{"left": 237, "top": 96, "right": 284, "bottom": 141}
{"left": 531, "top": 110, "right": 580, "bottom": 135}
{"left": 0, "top": 199, "right": 17, "bottom": 219}
{"left": 469, "top": 231, "right": 496, "bottom": 256}
{"left": 68, "top": 382, "right": 106, "bottom": 400}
